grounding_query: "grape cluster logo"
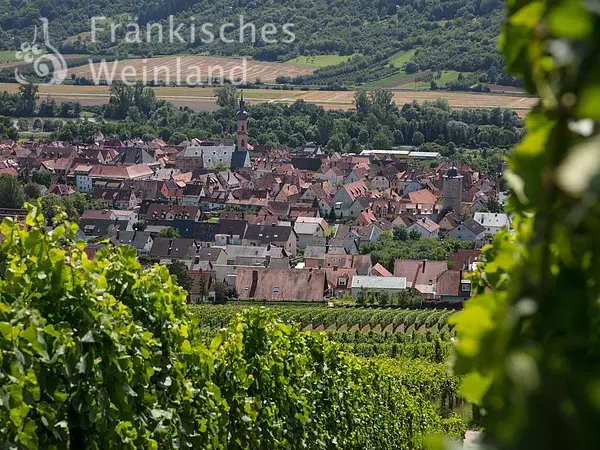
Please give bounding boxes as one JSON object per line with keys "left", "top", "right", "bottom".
{"left": 14, "top": 18, "right": 68, "bottom": 85}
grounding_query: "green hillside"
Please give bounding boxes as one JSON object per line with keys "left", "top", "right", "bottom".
{"left": 0, "top": 0, "right": 514, "bottom": 87}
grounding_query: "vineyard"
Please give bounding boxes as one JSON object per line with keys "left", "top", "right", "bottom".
{"left": 325, "top": 329, "right": 451, "bottom": 361}
{"left": 190, "top": 304, "right": 456, "bottom": 333}
{"left": 376, "top": 357, "right": 465, "bottom": 419}
{"left": 0, "top": 208, "right": 468, "bottom": 448}
{"left": 190, "top": 303, "right": 469, "bottom": 424}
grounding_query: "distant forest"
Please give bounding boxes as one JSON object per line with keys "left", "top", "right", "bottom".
{"left": 0, "top": 0, "right": 513, "bottom": 87}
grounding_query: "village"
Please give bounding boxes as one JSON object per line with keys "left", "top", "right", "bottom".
{"left": 0, "top": 97, "right": 511, "bottom": 304}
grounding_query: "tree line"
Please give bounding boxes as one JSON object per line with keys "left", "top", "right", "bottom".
{"left": 40, "top": 83, "right": 524, "bottom": 162}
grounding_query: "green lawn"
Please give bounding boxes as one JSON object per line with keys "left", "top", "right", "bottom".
{"left": 390, "top": 49, "right": 416, "bottom": 68}
{"left": 411, "top": 70, "right": 463, "bottom": 89}
{"left": 359, "top": 50, "right": 418, "bottom": 88}
{"left": 362, "top": 69, "right": 469, "bottom": 90}
{"left": 286, "top": 54, "right": 353, "bottom": 68}
{"left": 0, "top": 50, "right": 19, "bottom": 63}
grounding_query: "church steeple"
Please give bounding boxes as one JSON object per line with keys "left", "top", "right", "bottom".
{"left": 236, "top": 91, "right": 248, "bottom": 151}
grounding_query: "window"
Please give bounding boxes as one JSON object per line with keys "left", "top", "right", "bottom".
{"left": 273, "top": 287, "right": 280, "bottom": 293}
{"left": 338, "top": 278, "right": 347, "bottom": 287}
{"left": 461, "top": 282, "right": 471, "bottom": 292}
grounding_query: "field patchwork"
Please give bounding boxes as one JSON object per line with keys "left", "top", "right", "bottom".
{"left": 68, "top": 55, "right": 315, "bottom": 84}
{"left": 287, "top": 54, "right": 354, "bottom": 68}
{"left": 0, "top": 83, "right": 537, "bottom": 116}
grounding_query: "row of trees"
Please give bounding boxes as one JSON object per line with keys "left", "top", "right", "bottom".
{"left": 44, "top": 83, "right": 524, "bottom": 158}
{"left": 0, "top": 173, "right": 103, "bottom": 222}
{"left": 0, "top": 85, "right": 82, "bottom": 119}
{"left": 355, "top": 287, "right": 424, "bottom": 307}
{"left": 361, "top": 233, "right": 475, "bottom": 272}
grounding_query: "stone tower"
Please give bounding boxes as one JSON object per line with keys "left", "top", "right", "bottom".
{"left": 236, "top": 92, "right": 248, "bottom": 151}
{"left": 443, "top": 166, "right": 463, "bottom": 214}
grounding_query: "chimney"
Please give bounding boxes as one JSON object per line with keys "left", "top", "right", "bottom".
{"left": 333, "top": 265, "right": 338, "bottom": 272}
{"left": 422, "top": 260, "right": 427, "bottom": 273}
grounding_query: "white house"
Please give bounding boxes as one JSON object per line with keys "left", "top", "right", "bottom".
{"left": 332, "top": 180, "right": 370, "bottom": 219}
{"left": 448, "top": 219, "right": 486, "bottom": 242}
{"left": 473, "top": 212, "right": 511, "bottom": 236}
{"left": 350, "top": 276, "right": 407, "bottom": 299}
{"left": 315, "top": 167, "right": 345, "bottom": 185}
{"left": 74, "top": 165, "right": 94, "bottom": 193}
{"left": 294, "top": 221, "right": 325, "bottom": 249}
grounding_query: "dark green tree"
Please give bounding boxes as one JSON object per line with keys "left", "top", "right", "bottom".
{"left": 393, "top": 227, "right": 409, "bottom": 241}
{"left": 31, "top": 170, "right": 52, "bottom": 187}
{"left": 0, "top": 174, "right": 24, "bottom": 208}
{"left": 158, "top": 227, "right": 180, "bottom": 238}
{"left": 23, "top": 182, "right": 42, "bottom": 199}
{"left": 167, "top": 260, "right": 193, "bottom": 295}
{"left": 409, "top": 228, "right": 421, "bottom": 240}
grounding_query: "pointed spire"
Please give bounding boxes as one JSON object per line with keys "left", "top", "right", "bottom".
{"left": 239, "top": 90, "right": 245, "bottom": 111}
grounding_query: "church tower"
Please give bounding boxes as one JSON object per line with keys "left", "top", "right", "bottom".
{"left": 236, "top": 92, "right": 248, "bottom": 151}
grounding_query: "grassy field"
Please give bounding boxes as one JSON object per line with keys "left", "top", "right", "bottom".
{"left": 410, "top": 70, "right": 463, "bottom": 89}
{"left": 0, "top": 50, "right": 19, "bottom": 63}
{"left": 362, "top": 69, "right": 466, "bottom": 90}
{"left": 286, "top": 54, "right": 353, "bottom": 68}
{"left": 390, "top": 49, "right": 416, "bottom": 68}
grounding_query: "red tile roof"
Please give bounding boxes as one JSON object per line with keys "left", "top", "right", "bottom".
{"left": 394, "top": 259, "right": 448, "bottom": 295}
{"left": 235, "top": 268, "right": 326, "bottom": 301}
{"left": 343, "top": 180, "right": 370, "bottom": 202}
{"left": 407, "top": 189, "right": 438, "bottom": 205}
{"left": 372, "top": 263, "right": 392, "bottom": 277}
{"left": 436, "top": 269, "right": 472, "bottom": 298}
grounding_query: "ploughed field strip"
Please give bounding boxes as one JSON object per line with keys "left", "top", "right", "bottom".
{"left": 68, "top": 55, "right": 314, "bottom": 84}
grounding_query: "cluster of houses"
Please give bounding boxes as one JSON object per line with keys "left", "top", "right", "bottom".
{"left": 0, "top": 98, "right": 511, "bottom": 302}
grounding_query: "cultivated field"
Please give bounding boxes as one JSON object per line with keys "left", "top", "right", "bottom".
{"left": 287, "top": 54, "right": 353, "bottom": 68}
{"left": 0, "top": 83, "right": 536, "bottom": 116}
{"left": 0, "top": 50, "right": 20, "bottom": 63}
{"left": 0, "top": 53, "right": 89, "bottom": 70}
{"left": 68, "top": 55, "right": 314, "bottom": 84}
{"left": 390, "top": 49, "right": 416, "bottom": 68}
